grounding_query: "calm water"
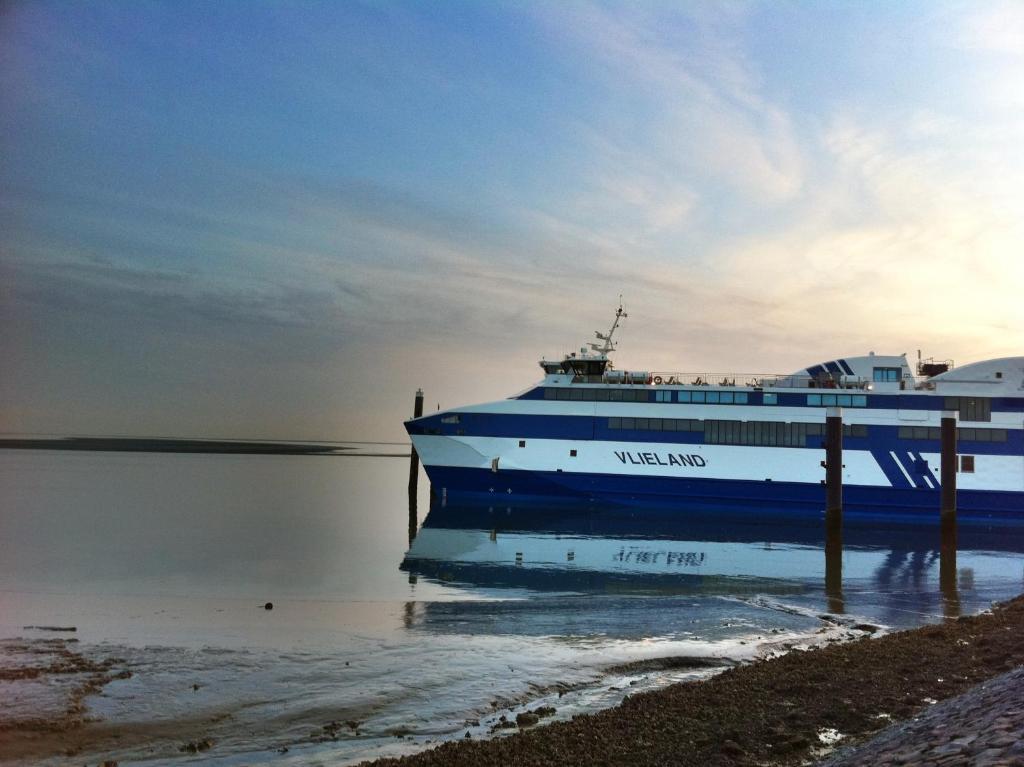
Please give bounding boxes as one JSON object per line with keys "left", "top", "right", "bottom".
{"left": 2, "top": 450, "right": 1023, "bottom": 766}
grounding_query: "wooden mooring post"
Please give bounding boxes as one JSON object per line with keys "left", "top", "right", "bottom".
{"left": 824, "top": 406, "right": 843, "bottom": 517}
{"left": 940, "top": 410, "right": 957, "bottom": 519}
{"left": 408, "top": 388, "right": 424, "bottom": 544}
{"left": 823, "top": 406, "right": 844, "bottom": 613}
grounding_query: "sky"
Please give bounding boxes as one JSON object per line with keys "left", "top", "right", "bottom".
{"left": 2, "top": 0, "right": 1023, "bottom": 441}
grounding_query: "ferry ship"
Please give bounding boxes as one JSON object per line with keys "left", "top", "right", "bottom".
{"left": 405, "top": 306, "right": 1024, "bottom": 520}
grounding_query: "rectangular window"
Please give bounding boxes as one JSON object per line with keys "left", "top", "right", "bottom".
{"left": 518, "top": 440, "right": 526, "bottom": 447}
{"left": 677, "top": 390, "right": 691, "bottom": 403}
{"left": 655, "top": 390, "right": 671, "bottom": 402}
{"left": 544, "top": 388, "right": 557, "bottom": 400}
{"left": 874, "top": 367, "right": 901, "bottom": 382}
{"left": 960, "top": 455, "right": 975, "bottom": 473}
{"left": 762, "top": 393, "right": 778, "bottom": 405}
{"left": 635, "top": 418, "right": 649, "bottom": 431}
{"left": 621, "top": 417, "right": 635, "bottom": 430}
{"left": 852, "top": 424, "right": 868, "bottom": 438}
{"left": 735, "top": 392, "right": 749, "bottom": 404}
{"left": 569, "top": 449, "right": 577, "bottom": 457}
{"left": 992, "top": 429, "right": 1007, "bottom": 442}
{"left": 944, "top": 397, "right": 991, "bottom": 422}
{"left": 852, "top": 395, "right": 867, "bottom": 407}
{"left": 594, "top": 389, "right": 609, "bottom": 401}
{"left": 928, "top": 427, "right": 940, "bottom": 440}
{"left": 837, "top": 394, "right": 852, "bottom": 407}
{"left": 662, "top": 419, "right": 677, "bottom": 432}
{"left": 898, "top": 426, "right": 913, "bottom": 439}
{"left": 609, "top": 389, "right": 623, "bottom": 401}
{"left": 806, "top": 423, "right": 824, "bottom": 436}
{"left": 706, "top": 391, "right": 721, "bottom": 404}
{"left": 973, "top": 429, "right": 992, "bottom": 442}
{"left": 720, "top": 391, "right": 735, "bottom": 404}
{"left": 649, "top": 418, "right": 662, "bottom": 431}
{"left": 807, "top": 394, "right": 822, "bottom": 407}
{"left": 691, "top": 391, "right": 706, "bottom": 403}
{"left": 556, "top": 389, "right": 572, "bottom": 400}
{"left": 608, "top": 418, "right": 621, "bottom": 430}
{"left": 822, "top": 394, "right": 837, "bottom": 407}
{"left": 913, "top": 426, "right": 929, "bottom": 440}
{"left": 441, "top": 415, "right": 460, "bottom": 424}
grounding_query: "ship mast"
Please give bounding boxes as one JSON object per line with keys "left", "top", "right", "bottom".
{"left": 589, "top": 300, "right": 627, "bottom": 357}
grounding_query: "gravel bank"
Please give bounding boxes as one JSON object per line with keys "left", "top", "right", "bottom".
{"left": 363, "top": 595, "right": 1024, "bottom": 767}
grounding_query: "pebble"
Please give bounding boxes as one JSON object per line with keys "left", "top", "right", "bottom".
{"left": 820, "top": 667, "right": 1024, "bottom": 766}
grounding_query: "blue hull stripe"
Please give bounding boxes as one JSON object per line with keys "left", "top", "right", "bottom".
{"left": 410, "top": 413, "right": 1023, "bottom": 456}
{"left": 871, "top": 449, "right": 913, "bottom": 489}
{"left": 425, "top": 466, "right": 1024, "bottom": 521}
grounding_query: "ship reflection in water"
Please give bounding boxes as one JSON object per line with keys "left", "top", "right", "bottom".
{"left": 403, "top": 491, "right": 1024, "bottom": 631}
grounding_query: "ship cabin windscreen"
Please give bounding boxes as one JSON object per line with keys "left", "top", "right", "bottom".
{"left": 565, "top": 358, "right": 608, "bottom": 378}
{"left": 541, "top": 361, "right": 566, "bottom": 374}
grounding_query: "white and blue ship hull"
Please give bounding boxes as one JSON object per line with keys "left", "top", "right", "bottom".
{"left": 406, "top": 348, "right": 1024, "bottom": 521}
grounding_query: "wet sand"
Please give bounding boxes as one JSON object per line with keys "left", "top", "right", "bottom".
{"left": 363, "top": 594, "right": 1024, "bottom": 767}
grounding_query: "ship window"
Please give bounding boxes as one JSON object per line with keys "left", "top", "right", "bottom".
{"left": 973, "top": 429, "right": 992, "bottom": 442}
{"left": 570, "top": 388, "right": 585, "bottom": 401}
{"left": 763, "top": 393, "right": 778, "bottom": 405}
{"left": 837, "top": 394, "right": 852, "bottom": 407}
{"left": 853, "top": 395, "right": 867, "bottom": 407}
{"left": 944, "top": 397, "right": 991, "bottom": 421}
{"left": 441, "top": 415, "right": 460, "bottom": 424}
{"left": 569, "top": 449, "right": 577, "bottom": 457}
{"left": 706, "top": 391, "right": 720, "bottom": 404}
{"left": 635, "top": 418, "right": 649, "bottom": 430}
{"left": 929, "top": 427, "right": 940, "bottom": 439}
{"left": 898, "top": 426, "right": 912, "bottom": 439}
{"left": 556, "top": 389, "right": 572, "bottom": 400}
{"left": 913, "top": 426, "right": 929, "bottom": 440}
{"left": 519, "top": 440, "right": 526, "bottom": 447}
{"left": 735, "top": 392, "right": 749, "bottom": 404}
{"left": 808, "top": 394, "right": 822, "bottom": 407}
{"left": 621, "top": 417, "right": 635, "bottom": 430}
{"left": 720, "top": 392, "right": 734, "bottom": 404}
{"left": 544, "top": 388, "right": 557, "bottom": 400}
{"left": 873, "top": 367, "right": 901, "bottom": 382}
{"left": 594, "top": 389, "right": 609, "bottom": 401}
{"left": 608, "top": 417, "right": 621, "bottom": 430}
{"left": 655, "top": 390, "right": 672, "bottom": 402}
{"left": 609, "top": 389, "right": 623, "bottom": 401}
{"left": 648, "top": 418, "right": 662, "bottom": 431}
{"left": 691, "top": 391, "right": 706, "bottom": 403}
{"left": 960, "top": 455, "right": 975, "bottom": 473}
{"left": 807, "top": 423, "right": 823, "bottom": 436}
{"left": 662, "top": 419, "right": 676, "bottom": 432}
{"left": 677, "top": 391, "right": 691, "bottom": 403}
{"left": 992, "top": 429, "right": 1007, "bottom": 442}
{"left": 958, "top": 427, "right": 973, "bottom": 441}
{"left": 821, "top": 394, "right": 837, "bottom": 407}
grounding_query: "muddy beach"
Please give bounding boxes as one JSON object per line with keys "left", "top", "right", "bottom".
{"left": 364, "top": 594, "right": 1024, "bottom": 767}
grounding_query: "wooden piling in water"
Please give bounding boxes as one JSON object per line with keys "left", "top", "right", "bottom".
{"left": 408, "top": 388, "right": 424, "bottom": 543}
{"left": 940, "top": 410, "right": 957, "bottom": 519}
{"left": 825, "top": 406, "right": 843, "bottom": 515}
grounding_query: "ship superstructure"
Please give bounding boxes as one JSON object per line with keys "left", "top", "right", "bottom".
{"left": 406, "top": 306, "right": 1024, "bottom": 519}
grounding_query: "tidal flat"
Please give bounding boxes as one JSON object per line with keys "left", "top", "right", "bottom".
{"left": 1, "top": 449, "right": 1022, "bottom": 765}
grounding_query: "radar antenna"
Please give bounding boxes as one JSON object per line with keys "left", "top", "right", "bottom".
{"left": 588, "top": 298, "right": 627, "bottom": 356}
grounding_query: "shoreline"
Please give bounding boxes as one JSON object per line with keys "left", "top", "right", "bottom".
{"left": 362, "top": 594, "right": 1024, "bottom": 766}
